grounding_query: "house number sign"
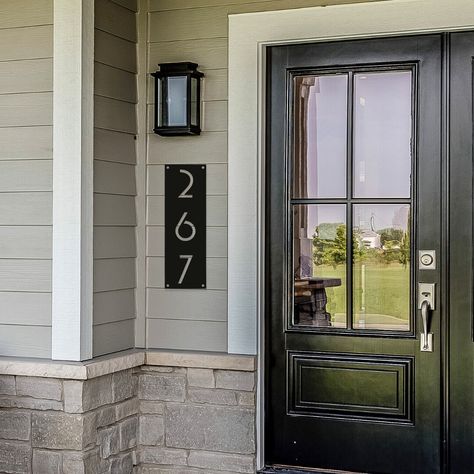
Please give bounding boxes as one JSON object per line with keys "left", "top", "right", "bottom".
{"left": 165, "top": 164, "right": 206, "bottom": 289}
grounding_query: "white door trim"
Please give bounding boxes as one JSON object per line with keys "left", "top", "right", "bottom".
{"left": 227, "top": 0, "right": 474, "bottom": 468}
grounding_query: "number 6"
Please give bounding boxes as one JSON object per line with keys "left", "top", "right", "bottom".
{"left": 175, "top": 212, "right": 196, "bottom": 242}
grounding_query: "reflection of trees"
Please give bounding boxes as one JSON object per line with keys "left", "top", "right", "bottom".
{"left": 312, "top": 223, "right": 346, "bottom": 268}
{"left": 313, "top": 222, "right": 410, "bottom": 267}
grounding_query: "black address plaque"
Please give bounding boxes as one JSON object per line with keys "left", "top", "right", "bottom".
{"left": 165, "top": 165, "right": 206, "bottom": 289}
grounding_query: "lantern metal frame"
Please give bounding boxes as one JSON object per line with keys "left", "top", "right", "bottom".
{"left": 151, "top": 62, "right": 204, "bottom": 136}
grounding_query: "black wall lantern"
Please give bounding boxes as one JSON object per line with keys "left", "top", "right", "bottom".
{"left": 152, "top": 62, "right": 204, "bottom": 136}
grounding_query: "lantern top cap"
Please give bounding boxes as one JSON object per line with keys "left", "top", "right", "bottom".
{"left": 153, "top": 62, "right": 204, "bottom": 77}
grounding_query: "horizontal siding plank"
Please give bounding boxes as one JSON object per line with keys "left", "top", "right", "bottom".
{"left": 147, "top": 318, "right": 227, "bottom": 352}
{"left": 0, "top": 193, "right": 52, "bottom": 225}
{"left": 95, "top": 29, "right": 137, "bottom": 73}
{"left": 147, "top": 226, "right": 227, "bottom": 257}
{"left": 93, "top": 319, "right": 134, "bottom": 357}
{"left": 0, "top": 325, "right": 51, "bottom": 358}
{"left": 95, "top": 0, "right": 137, "bottom": 42}
{"left": 0, "top": 58, "right": 52, "bottom": 94}
{"left": 95, "top": 160, "right": 136, "bottom": 195}
{"left": 149, "top": 0, "right": 378, "bottom": 34}
{"left": 147, "top": 256, "right": 227, "bottom": 290}
{"left": 94, "top": 226, "right": 136, "bottom": 259}
{"left": 147, "top": 288, "right": 227, "bottom": 320}
{"left": 94, "top": 258, "right": 136, "bottom": 292}
{"left": 0, "top": 259, "right": 51, "bottom": 292}
{"left": 149, "top": 0, "right": 288, "bottom": 10}
{"left": 0, "top": 25, "right": 52, "bottom": 61}
{"left": 0, "top": 226, "right": 51, "bottom": 259}
{"left": 0, "top": 126, "right": 52, "bottom": 160}
{"left": 95, "top": 62, "right": 137, "bottom": 103}
{"left": 202, "top": 100, "right": 227, "bottom": 132}
{"left": 148, "top": 38, "right": 227, "bottom": 71}
{"left": 111, "top": 0, "right": 138, "bottom": 12}
{"left": 94, "top": 194, "right": 136, "bottom": 226}
{"left": 201, "top": 68, "right": 227, "bottom": 102}
{"left": 147, "top": 131, "right": 227, "bottom": 164}
{"left": 0, "top": 92, "right": 52, "bottom": 127}
{"left": 147, "top": 163, "right": 227, "bottom": 195}
{"left": 94, "top": 128, "right": 136, "bottom": 164}
{"left": 149, "top": 7, "right": 228, "bottom": 42}
{"left": 0, "top": 292, "right": 51, "bottom": 326}
{"left": 0, "top": 0, "right": 52, "bottom": 28}
{"left": 94, "top": 289, "right": 136, "bottom": 325}
{"left": 95, "top": 95, "right": 137, "bottom": 134}
{"left": 0, "top": 160, "right": 52, "bottom": 192}
{"left": 147, "top": 195, "right": 226, "bottom": 226}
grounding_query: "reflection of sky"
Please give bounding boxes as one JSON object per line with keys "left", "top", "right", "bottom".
{"left": 303, "top": 70, "right": 411, "bottom": 199}
{"left": 354, "top": 204, "right": 410, "bottom": 232}
{"left": 306, "top": 75, "right": 347, "bottom": 198}
{"left": 354, "top": 71, "right": 412, "bottom": 197}
{"left": 306, "top": 205, "right": 345, "bottom": 238}
{"left": 304, "top": 204, "right": 409, "bottom": 238}
{"left": 299, "top": 70, "right": 412, "bottom": 233}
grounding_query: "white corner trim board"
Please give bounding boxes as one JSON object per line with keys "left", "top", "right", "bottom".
{"left": 52, "top": 0, "right": 94, "bottom": 361}
{"left": 227, "top": 0, "right": 474, "bottom": 354}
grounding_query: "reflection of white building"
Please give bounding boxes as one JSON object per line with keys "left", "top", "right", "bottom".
{"left": 360, "top": 229, "right": 382, "bottom": 249}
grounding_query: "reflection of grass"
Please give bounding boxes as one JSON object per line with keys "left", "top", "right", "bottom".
{"left": 313, "top": 263, "right": 410, "bottom": 327}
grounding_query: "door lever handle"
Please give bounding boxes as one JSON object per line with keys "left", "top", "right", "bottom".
{"left": 418, "top": 283, "right": 434, "bottom": 352}
{"left": 420, "top": 300, "right": 431, "bottom": 351}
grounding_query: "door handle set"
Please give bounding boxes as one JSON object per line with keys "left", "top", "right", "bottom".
{"left": 418, "top": 283, "right": 435, "bottom": 352}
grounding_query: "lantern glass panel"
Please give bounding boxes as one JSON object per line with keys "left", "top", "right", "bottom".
{"left": 166, "top": 76, "right": 187, "bottom": 126}
{"left": 156, "top": 77, "right": 163, "bottom": 127}
{"left": 191, "top": 77, "right": 199, "bottom": 126}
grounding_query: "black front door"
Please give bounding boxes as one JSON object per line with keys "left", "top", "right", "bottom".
{"left": 266, "top": 33, "right": 474, "bottom": 474}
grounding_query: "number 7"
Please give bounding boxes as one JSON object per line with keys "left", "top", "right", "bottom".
{"left": 178, "top": 255, "right": 193, "bottom": 285}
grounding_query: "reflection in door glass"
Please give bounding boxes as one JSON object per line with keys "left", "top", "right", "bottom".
{"left": 293, "top": 74, "right": 347, "bottom": 198}
{"left": 353, "top": 204, "right": 410, "bottom": 331}
{"left": 353, "top": 71, "right": 412, "bottom": 198}
{"left": 293, "top": 204, "right": 346, "bottom": 328}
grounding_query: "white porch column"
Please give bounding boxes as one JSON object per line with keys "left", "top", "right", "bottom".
{"left": 52, "top": 0, "right": 94, "bottom": 361}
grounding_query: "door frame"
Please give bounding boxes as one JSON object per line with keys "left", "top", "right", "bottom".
{"left": 227, "top": 0, "right": 474, "bottom": 470}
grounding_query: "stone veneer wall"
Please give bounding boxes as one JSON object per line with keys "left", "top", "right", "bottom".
{"left": 0, "top": 369, "right": 139, "bottom": 473}
{"left": 137, "top": 365, "right": 256, "bottom": 473}
{"left": 0, "top": 354, "right": 257, "bottom": 474}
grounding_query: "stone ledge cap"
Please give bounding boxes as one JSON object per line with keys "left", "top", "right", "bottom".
{"left": 0, "top": 349, "right": 145, "bottom": 380}
{"left": 145, "top": 350, "right": 256, "bottom": 371}
{"left": 0, "top": 349, "right": 256, "bottom": 379}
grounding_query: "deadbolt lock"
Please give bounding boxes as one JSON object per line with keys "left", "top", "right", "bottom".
{"left": 419, "top": 250, "right": 436, "bottom": 270}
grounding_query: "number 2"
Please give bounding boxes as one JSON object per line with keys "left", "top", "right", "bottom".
{"left": 179, "top": 169, "right": 194, "bottom": 198}
{"left": 178, "top": 255, "right": 193, "bottom": 284}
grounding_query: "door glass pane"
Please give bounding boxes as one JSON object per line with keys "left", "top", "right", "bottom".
{"left": 353, "top": 204, "right": 411, "bottom": 331}
{"left": 293, "top": 74, "right": 347, "bottom": 198}
{"left": 293, "top": 204, "right": 346, "bottom": 328}
{"left": 353, "top": 71, "right": 412, "bottom": 198}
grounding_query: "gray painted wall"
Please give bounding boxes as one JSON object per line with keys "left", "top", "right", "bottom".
{"left": 144, "top": 0, "right": 375, "bottom": 352}
{"left": 0, "top": 0, "right": 53, "bottom": 358}
{"left": 93, "top": 0, "right": 138, "bottom": 356}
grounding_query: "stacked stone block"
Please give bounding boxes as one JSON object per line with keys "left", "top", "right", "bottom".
{"left": 0, "top": 369, "right": 139, "bottom": 473}
{"left": 137, "top": 366, "right": 256, "bottom": 474}
{"left": 0, "top": 356, "right": 257, "bottom": 473}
